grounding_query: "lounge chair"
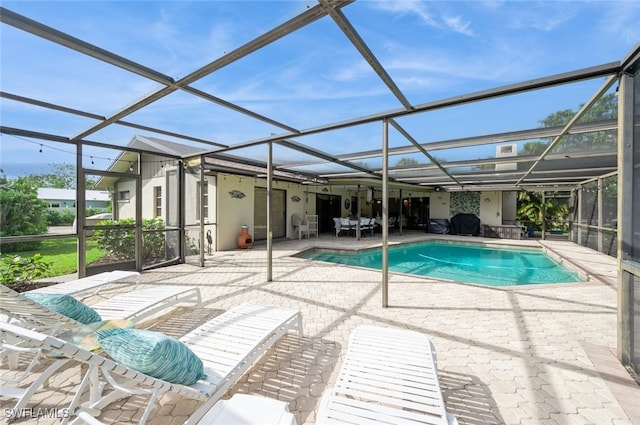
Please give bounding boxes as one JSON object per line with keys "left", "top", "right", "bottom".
{"left": 0, "top": 285, "right": 82, "bottom": 333}
{"left": 0, "top": 284, "right": 201, "bottom": 419}
{"left": 90, "top": 285, "right": 201, "bottom": 322}
{"left": 1, "top": 284, "right": 201, "bottom": 328}
{"left": 0, "top": 303, "right": 302, "bottom": 425}
{"left": 28, "top": 270, "right": 141, "bottom": 298}
{"left": 316, "top": 325, "right": 458, "bottom": 425}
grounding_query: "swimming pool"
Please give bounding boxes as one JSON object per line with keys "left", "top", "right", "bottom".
{"left": 296, "top": 241, "right": 586, "bottom": 287}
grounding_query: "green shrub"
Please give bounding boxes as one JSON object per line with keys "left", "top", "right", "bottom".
{"left": 0, "top": 253, "right": 52, "bottom": 290}
{"left": 141, "top": 217, "right": 167, "bottom": 264}
{"left": 85, "top": 207, "right": 106, "bottom": 217}
{"left": 91, "top": 218, "right": 135, "bottom": 260}
{"left": 92, "top": 217, "right": 166, "bottom": 265}
{"left": 46, "top": 209, "right": 76, "bottom": 226}
{"left": 0, "top": 178, "right": 48, "bottom": 252}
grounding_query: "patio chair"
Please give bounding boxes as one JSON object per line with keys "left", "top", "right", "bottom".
{"left": 333, "top": 217, "right": 349, "bottom": 237}
{"left": 388, "top": 216, "right": 397, "bottom": 230}
{"left": 332, "top": 217, "right": 341, "bottom": 237}
{"left": 292, "top": 213, "right": 309, "bottom": 240}
{"left": 306, "top": 214, "right": 319, "bottom": 238}
{"left": 316, "top": 325, "right": 458, "bottom": 425}
{"left": 0, "top": 303, "right": 303, "bottom": 425}
{"left": 359, "top": 217, "right": 375, "bottom": 237}
{"left": 27, "top": 270, "right": 141, "bottom": 298}
{"left": 339, "top": 218, "right": 353, "bottom": 237}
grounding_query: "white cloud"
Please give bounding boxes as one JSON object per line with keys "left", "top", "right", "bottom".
{"left": 327, "top": 59, "right": 372, "bottom": 83}
{"left": 372, "top": 0, "right": 439, "bottom": 27}
{"left": 443, "top": 15, "right": 474, "bottom": 37}
{"left": 371, "top": 0, "right": 474, "bottom": 36}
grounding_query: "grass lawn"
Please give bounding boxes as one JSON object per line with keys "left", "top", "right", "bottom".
{"left": 3, "top": 238, "right": 105, "bottom": 278}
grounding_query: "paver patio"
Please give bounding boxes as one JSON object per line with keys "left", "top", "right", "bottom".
{"left": 4, "top": 232, "right": 639, "bottom": 425}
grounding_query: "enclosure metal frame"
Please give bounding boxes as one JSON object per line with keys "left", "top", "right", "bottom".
{"left": 0, "top": 2, "right": 639, "bottom": 376}
{"left": 617, "top": 66, "right": 640, "bottom": 380}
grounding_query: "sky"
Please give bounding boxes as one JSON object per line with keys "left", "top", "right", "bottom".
{"left": 1, "top": 0, "right": 639, "bottom": 178}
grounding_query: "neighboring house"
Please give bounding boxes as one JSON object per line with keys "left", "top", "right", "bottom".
{"left": 37, "top": 188, "right": 111, "bottom": 212}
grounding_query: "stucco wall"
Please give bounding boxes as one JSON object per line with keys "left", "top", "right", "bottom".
{"left": 217, "top": 175, "right": 256, "bottom": 251}
{"left": 115, "top": 179, "right": 136, "bottom": 220}
{"left": 429, "top": 190, "right": 509, "bottom": 227}
{"left": 478, "top": 191, "right": 502, "bottom": 226}
{"left": 501, "top": 191, "right": 518, "bottom": 224}
{"left": 212, "top": 178, "right": 516, "bottom": 249}
{"left": 429, "top": 192, "right": 450, "bottom": 219}
{"left": 141, "top": 176, "right": 163, "bottom": 219}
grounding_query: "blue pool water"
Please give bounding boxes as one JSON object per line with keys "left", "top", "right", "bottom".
{"left": 296, "top": 241, "right": 586, "bottom": 286}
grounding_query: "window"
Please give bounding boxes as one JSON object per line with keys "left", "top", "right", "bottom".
{"left": 154, "top": 186, "right": 162, "bottom": 217}
{"left": 118, "top": 190, "right": 130, "bottom": 202}
{"left": 196, "top": 182, "right": 208, "bottom": 221}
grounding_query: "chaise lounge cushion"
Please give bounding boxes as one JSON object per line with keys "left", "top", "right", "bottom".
{"left": 23, "top": 292, "right": 102, "bottom": 324}
{"left": 96, "top": 328, "right": 206, "bottom": 385}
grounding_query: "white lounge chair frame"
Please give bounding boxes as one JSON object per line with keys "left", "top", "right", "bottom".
{"left": 28, "top": 270, "right": 141, "bottom": 298}
{"left": 316, "top": 325, "right": 457, "bottom": 425}
{"left": 0, "top": 284, "right": 201, "bottom": 419}
{"left": 1, "top": 303, "right": 302, "bottom": 425}
{"left": 1, "top": 284, "right": 201, "bottom": 328}
{"left": 91, "top": 285, "right": 201, "bottom": 322}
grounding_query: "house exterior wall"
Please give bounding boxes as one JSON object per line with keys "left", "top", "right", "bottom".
{"left": 478, "top": 191, "right": 502, "bottom": 226}
{"left": 501, "top": 191, "right": 519, "bottom": 224}
{"left": 141, "top": 154, "right": 175, "bottom": 223}
{"left": 429, "top": 190, "right": 510, "bottom": 227}
{"left": 43, "top": 199, "right": 76, "bottom": 210}
{"left": 117, "top": 154, "right": 519, "bottom": 250}
{"left": 429, "top": 192, "right": 450, "bottom": 219}
{"left": 184, "top": 172, "right": 200, "bottom": 225}
{"left": 141, "top": 175, "right": 164, "bottom": 219}
{"left": 115, "top": 179, "right": 137, "bottom": 220}
{"left": 282, "top": 181, "right": 310, "bottom": 237}
{"left": 217, "top": 174, "right": 256, "bottom": 251}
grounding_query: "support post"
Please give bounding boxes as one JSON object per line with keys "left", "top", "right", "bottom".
{"left": 267, "top": 142, "right": 273, "bottom": 281}
{"left": 382, "top": 119, "right": 389, "bottom": 308}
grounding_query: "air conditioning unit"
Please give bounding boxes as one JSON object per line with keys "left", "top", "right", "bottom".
{"left": 495, "top": 143, "right": 517, "bottom": 171}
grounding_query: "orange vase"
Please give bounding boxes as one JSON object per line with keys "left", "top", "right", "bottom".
{"left": 237, "top": 225, "right": 254, "bottom": 249}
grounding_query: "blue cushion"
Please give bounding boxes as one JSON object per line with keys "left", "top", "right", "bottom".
{"left": 96, "top": 328, "right": 206, "bottom": 385}
{"left": 23, "top": 293, "right": 102, "bottom": 324}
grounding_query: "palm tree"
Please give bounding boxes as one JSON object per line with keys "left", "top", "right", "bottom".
{"left": 517, "top": 191, "right": 569, "bottom": 232}
{"left": 517, "top": 191, "right": 551, "bottom": 232}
